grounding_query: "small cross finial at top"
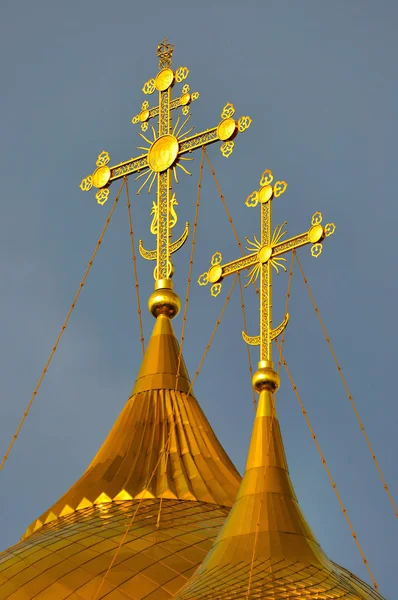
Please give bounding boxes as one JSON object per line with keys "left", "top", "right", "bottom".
{"left": 157, "top": 38, "right": 174, "bottom": 70}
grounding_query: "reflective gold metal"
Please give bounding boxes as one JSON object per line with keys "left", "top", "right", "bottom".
{"left": 91, "top": 165, "right": 111, "bottom": 189}
{"left": 139, "top": 108, "right": 150, "bottom": 122}
{"left": 181, "top": 169, "right": 380, "bottom": 599}
{"left": 198, "top": 168, "right": 336, "bottom": 367}
{"left": 155, "top": 67, "right": 174, "bottom": 91}
{"left": 180, "top": 92, "right": 191, "bottom": 105}
{"left": 148, "top": 279, "right": 181, "bottom": 318}
{"left": 1, "top": 312, "right": 242, "bottom": 598}
{"left": 79, "top": 41, "right": 251, "bottom": 283}
{"left": 216, "top": 117, "right": 237, "bottom": 141}
{"left": 175, "top": 390, "right": 384, "bottom": 600}
{"left": 208, "top": 264, "right": 223, "bottom": 283}
{"left": 309, "top": 222, "right": 324, "bottom": 243}
{"left": 148, "top": 134, "right": 179, "bottom": 172}
{"left": 1, "top": 314, "right": 242, "bottom": 599}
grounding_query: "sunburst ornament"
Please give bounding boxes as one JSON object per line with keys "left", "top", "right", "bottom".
{"left": 198, "top": 168, "right": 336, "bottom": 363}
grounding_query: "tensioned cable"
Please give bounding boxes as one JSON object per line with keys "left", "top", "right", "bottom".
{"left": 94, "top": 153, "right": 239, "bottom": 598}
{"left": 93, "top": 275, "right": 238, "bottom": 600}
{"left": 204, "top": 149, "right": 257, "bottom": 410}
{"left": 126, "top": 178, "right": 145, "bottom": 356}
{"left": 295, "top": 252, "right": 397, "bottom": 520}
{"left": 246, "top": 252, "right": 295, "bottom": 599}
{"left": 156, "top": 146, "right": 205, "bottom": 528}
{"left": 1, "top": 179, "right": 125, "bottom": 472}
{"left": 275, "top": 338, "right": 379, "bottom": 592}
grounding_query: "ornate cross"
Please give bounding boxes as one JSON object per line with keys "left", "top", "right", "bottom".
{"left": 198, "top": 168, "right": 336, "bottom": 365}
{"left": 79, "top": 39, "right": 252, "bottom": 281}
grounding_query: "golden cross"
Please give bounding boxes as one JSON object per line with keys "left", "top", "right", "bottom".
{"left": 79, "top": 40, "right": 252, "bottom": 281}
{"left": 198, "top": 168, "right": 336, "bottom": 364}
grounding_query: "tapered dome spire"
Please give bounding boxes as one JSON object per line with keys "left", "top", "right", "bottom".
{"left": 175, "top": 390, "right": 385, "bottom": 599}
{"left": 0, "top": 292, "right": 241, "bottom": 599}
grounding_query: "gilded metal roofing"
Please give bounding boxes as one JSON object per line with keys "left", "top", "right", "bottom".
{"left": 0, "top": 314, "right": 241, "bottom": 599}
{"left": 0, "top": 499, "right": 229, "bottom": 599}
{"left": 21, "top": 315, "right": 240, "bottom": 541}
{"left": 174, "top": 390, "right": 386, "bottom": 600}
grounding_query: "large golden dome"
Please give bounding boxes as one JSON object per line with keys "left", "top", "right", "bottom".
{"left": 0, "top": 313, "right": 241, "bottom": 599}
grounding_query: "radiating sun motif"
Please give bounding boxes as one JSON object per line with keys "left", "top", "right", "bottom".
{"left": 243, "top": 220, "right": 290, "bottom": 286}
{"left": 133, "top": 115, "right": 195, "bottom": 195}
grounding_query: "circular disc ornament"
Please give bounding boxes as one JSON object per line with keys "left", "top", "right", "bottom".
{"left": 259, "top": 185, "right": 273, "bottom": 203}
{"left": 180, "top": 93, "right": 191, "bottom": 106}
{"left": 155, "top": 68, "right": 174, "bottom": 91}
{"left": 139, "top": 109, "right": 149, "bottom": 122}
{"left": 308, "top": 224, "right": 324, "bottom": 243}
{"left": 208, "top": 265, "right": 222, "bottom": 283}
{"left": 258, "top": 245, "right": 272, "bottom": 264}
{"left": 148, "top": 135, "right": 179, "bottom": 172}
{"left": 217, "top": 118, "right": 237, "bottom": 141}
{"left": 92, "top": 166, "right": 111, "bottom": 189}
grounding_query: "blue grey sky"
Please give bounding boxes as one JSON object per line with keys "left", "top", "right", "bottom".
{"left": 0, "top": 1, "right": 397, "bottom": 596}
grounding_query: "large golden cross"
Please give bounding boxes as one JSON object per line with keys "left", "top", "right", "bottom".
{"left": 79, "top": 40, "right": 252, "bottom": 281}
{"left": 198, "top": 168, "right": 336, "bottom": 364}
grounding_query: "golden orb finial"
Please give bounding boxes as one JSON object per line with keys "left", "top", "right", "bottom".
{"left": 252, "top": 360, "right": 280, "bottom": 393}
{"left": 148, "top": 279, "right": 180, "bottom": 319}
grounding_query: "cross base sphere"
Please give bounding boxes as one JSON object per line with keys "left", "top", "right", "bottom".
{"left": 252, "top": 361, "right": 280, "bottom": 393}
{"left": 148, "top": 279, "right": 181, "bottom": 319}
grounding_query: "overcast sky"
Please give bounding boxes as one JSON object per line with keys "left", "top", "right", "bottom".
{"left": 0, "top": 1, "right": 397, "bottom": 597}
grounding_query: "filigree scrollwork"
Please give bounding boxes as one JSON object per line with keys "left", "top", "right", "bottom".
{"left": 141, "top": 122, "right": 148, "bottom": 131}
{"left": 79, "top": 175, "right": 93, "bottom": 192}
{"left": 220, "top": 141, "right": 234, "bottom": 158}
{"left": 260, "top": 169, "right": 273, "bottom": 187}
{"left": 142, "top": 79, "right": 155, "bottom": 95}
{"left": 142, "top": 100, "right": 149, "bottom": 110}
{"left": 131, "top": 115, "right": 140, "bottom": 124}
{"left": 245, "top": 190, "right": 259, "bottom": 208}
{"left": 191, "top": 91, "right": 200, "bottom": 101}
{"left": 198, "top": 272, "right": 209, "bottom": 286}
{"left": 154, "top": 261, "right": 173, "bottom": 280}
{"left": 182, "top": 106, "right": 189, "bottom": 116}
{"left": 96, "top": 151, "right": 110, "bottom": 167}
{"left": 96, "top": 189, "right": 110, "bottom": 206}
{"left": 175, "top": 66, "right": 189, "bottom": 82}
{"left": 221, "top": 103, "right": 235, "bottom": 119}
{"left": 238, "top": 116, "right": 252, "bottom": 132}
{"left": 274, "top": 181, "right": 288, "bottom": 197}
{"left": 312, "top": 212, "right": 323, "bottom": 225}
{"left": 182, "top": 84, "right": 190, "bottom": 94}
{"left": 211, "top": 283, "right": 222, "bottom": 297}
{"left": 242, "top": 331, "right": 260, "bottom": 346}
{"left": 311, "top": 243, "right": 323, "bottom": 258}
{"left": 325, "top": 223, "right": 336, "bottom": 236}
{"left": 211, "top": 252, "right": 223, "bottom": 266}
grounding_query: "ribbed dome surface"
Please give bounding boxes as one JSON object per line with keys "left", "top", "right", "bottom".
{"left": 0, "top": 314, "right": 241, "bottom": 599}
{"left": 175, "top": 390, "right": 386, "bottom": 600}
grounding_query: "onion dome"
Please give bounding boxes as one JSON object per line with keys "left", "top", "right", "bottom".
{"left": 175, "top": 389, "right": 386, "bottom": 600}
{"left": 0, "top": 311, "right": 241, "bottom": 599}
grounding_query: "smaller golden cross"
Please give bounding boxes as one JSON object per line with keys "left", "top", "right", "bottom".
{"left": 198, "top": 169, "right": 335, "bottom": 367}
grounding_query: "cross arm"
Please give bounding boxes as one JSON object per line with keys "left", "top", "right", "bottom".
{"left": 132, "top": 93, "right": 200, "bottom": 126}
{"left": 178, "top": 104, "right": 252, "bottom": 158}
{"left": 198, "top": 250, "right": 257, "bottom": 297}
{"left": 79, "top": 151, "right": 148, "bottom": 204}
{"left": 272, "top": 212, "right": 336, "bottom": 260}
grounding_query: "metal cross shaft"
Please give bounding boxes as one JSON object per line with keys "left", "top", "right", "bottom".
{"left": 79, "top": 41, "right": 252, "bottom": 283}
{"left": 198, "top": 169, "right": 336, "bottom": 365}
